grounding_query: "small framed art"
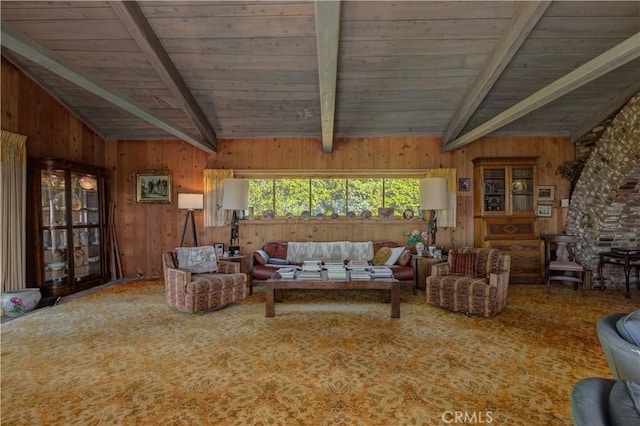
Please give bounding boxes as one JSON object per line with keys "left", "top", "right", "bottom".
{"left": 458, "top": 178, "right": 470, "bottom": 192}
{"left": 536, "top": 185, "right": 555, "bottom": 203}
{"left": 536, "top": 204, "right": 553, "bottom": 217}
{"left": 136, "top": 170, "right": 172, "bottom": 203}
{"left": 214, "top": 243, "right": 224, "bottom": 257}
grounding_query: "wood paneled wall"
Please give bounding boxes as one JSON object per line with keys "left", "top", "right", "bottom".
{"left": 1, "top": 57, "right": 106, "bottom": 166}
{"left": 3, "top": 56, "right": 575, "bottom": 278}
{"left": 108, "top": 136, "right": 573, "bottom": 277}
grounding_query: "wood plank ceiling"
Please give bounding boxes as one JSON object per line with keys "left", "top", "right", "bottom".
{"left": 1, "top": 1, "right": 639, "bottom": 154}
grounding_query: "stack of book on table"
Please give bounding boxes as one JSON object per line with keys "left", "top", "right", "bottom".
{"left": 298, "top": 260, "right": 322, "bottom": 280}
{"left": 347, "top": 260, "right": 369, "bottom": 269}
{"left": 276, "top": 268, "right": 297, "bottom": 280}
{"left": 369, "top": 266, "right": 393, "bottom": 279}
{"left": 347, "top": 260, "right": 371, "bottom": 281}
{"left": 324, "top": 262, "right": 347, "bottom": 281}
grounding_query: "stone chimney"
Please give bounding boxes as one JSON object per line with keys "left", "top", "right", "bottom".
{"left": 566, "top": 92, "right": 640, "bottom": 289}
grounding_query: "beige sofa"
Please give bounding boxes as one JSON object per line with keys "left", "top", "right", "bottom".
{"left": 426, "top": 247, "right": 511, "bottom": 317}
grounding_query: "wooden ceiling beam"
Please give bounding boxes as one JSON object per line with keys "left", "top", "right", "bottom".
{"left": 110, "top": 1, "right": 217, "bottom": 151}
{"left": 444, "top": 32, "right": 640, "bottom": 152}
{"left": 442, "top": 1, "right": 551, "bottom": 145}
{"left": 0, "top": 23, "right": 215, "bottom": 154}
{"left": 315, "top": 0, "right": 341, "bottom": 153}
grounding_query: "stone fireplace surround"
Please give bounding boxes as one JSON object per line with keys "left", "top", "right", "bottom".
{"left": 566, "top": 92, "right": 640, "bottom": 289}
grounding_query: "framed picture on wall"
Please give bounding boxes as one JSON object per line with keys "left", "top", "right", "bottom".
{"left": 537, "top": 204, "right": 553, "bottom": 217}
{"left": 458, "top": 178, "right": 471, "bottom": 192}
{"left": 136, "top": 170, "right": 172, "bottom": 203}
{"left": 536, "top": 185, "right": 555, "bottom": 203}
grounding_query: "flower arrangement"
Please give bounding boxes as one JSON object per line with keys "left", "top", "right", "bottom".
{"left": 406, "top": 229, "right": 429, "bottom": 246}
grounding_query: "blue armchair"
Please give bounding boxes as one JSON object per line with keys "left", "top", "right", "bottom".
{"left": 570, "top": 311, "right": 640, "bottom": 425}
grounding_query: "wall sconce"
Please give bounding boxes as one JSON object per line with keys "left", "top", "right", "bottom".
{"left": 178, "top": 193, "right": 203, "bottom": 247}
{"left": 222, "top": 179, "right": 249, "bottom": 253}
{"left": 419, "top": 178, "right": 448, "bottom": 246}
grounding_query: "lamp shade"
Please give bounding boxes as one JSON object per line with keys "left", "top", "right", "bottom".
{"left": 222, "top": 179, "right": 249, "bottom": 210}
{"left": 419, "top": 178, "right": 448, "bottom": 210}
{"left": 177, "top": 193, "right": 203, "bottom": 210}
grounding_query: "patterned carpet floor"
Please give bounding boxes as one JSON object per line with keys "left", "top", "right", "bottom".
{"left": 1, "top": 279, "right": 638, "bottom": 425}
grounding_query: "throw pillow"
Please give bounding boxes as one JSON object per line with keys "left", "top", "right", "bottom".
{"left": 397, "top": 249, "right": 412, "bottom": 266}
{"left": 254, "top": 249, "right": 270, "bottom": 265}
{"left": 616, "top": 310, "right": 640, "bottom": 346}
{"left": 449, "top": 251, "right": 477, "bottom": 276}
{"left": 384, "top": 246, "right": 405, "bottom": 266}
{"left": 608, "top": 380, "right": 640, "bottom": 426}
{"left": 175, "top": 246, "right": 217, "bottom": 273}
{"left": 372, "top": 247, "right": 392, "bottom": 265}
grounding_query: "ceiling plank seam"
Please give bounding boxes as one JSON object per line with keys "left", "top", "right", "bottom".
{"left": 442, "top": 1, "right": 551, "bottom": 145}
{"left": 0, "top": 23, "right": 215, "bottom": 154}
{"left": 109, "top": 1, "right": 218, "bottom": 152}
{"left": 315, "top": 0, "right": 341, "bottom": 153}
{"left": 444, "top": 32, "right": 640, "bottom": 152}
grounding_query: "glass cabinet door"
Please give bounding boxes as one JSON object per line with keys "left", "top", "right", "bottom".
{"left": 41, "top": 169, "right": 67, "bottom": 227}
{"left": 72, "top": 227, "right": 101, "bottom": 282}
{"left": 483, "top": 168, "right": 506, "bottom": 213}
{"left": 41, "top": 169, "right": 69, "bottom": 286}
{"left": 71, "top": 172, "right": 100, "bottom": 225}
{"left": 511, "top": 167, "right": 534, "bottom": 213}
{"left": 71, "top": 172, "right": 101, "bottom": 282}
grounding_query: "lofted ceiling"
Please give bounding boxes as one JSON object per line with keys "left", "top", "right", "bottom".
{"left": 1, "top": 1, "right": 639, "bottom": 154}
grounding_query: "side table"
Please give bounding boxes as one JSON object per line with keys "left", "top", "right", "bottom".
{"left": 598, "top": 248, "right": 640, "bottom": 298}
{"left": 220, "top": 254, "right": 247, "bottom": 273}
{"left": 221, "top": 255, "right": 246, "bottom": 262}
{"left": 413, "top": 255, "right": 447, "bottom": 292}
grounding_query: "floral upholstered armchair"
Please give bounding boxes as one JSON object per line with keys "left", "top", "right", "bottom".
{"left": 426, "top": 247, "right": 511, "bottom": 317}
{"left": 162, "top": 246, "right": 246, "bottom": 314}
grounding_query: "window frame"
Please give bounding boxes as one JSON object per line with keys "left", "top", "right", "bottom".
{"left": 237, "top": 169, "right": 425, "bottom": 220}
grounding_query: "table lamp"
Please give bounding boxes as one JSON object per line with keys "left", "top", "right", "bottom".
{"left": 419, "top": 178, "right": 448, "bottom": 246}
{"left": 178, "top": 193, "right": 204, "bottom": 247}
{"left": 222, "top": 179, "right": 249, "bottom": 254}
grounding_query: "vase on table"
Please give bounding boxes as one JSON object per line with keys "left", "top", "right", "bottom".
{"left": 415, "top": 242, "right": 425, "bottom": 256}
{"left": 1, "top": 288, "right": 42, "bottom": 317}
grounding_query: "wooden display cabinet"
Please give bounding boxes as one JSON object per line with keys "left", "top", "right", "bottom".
{"left": 27, "top": 158, "right": 108, "bottom": 297}
{"left": 472, "top": 157, "right": 543, "bottom": 284}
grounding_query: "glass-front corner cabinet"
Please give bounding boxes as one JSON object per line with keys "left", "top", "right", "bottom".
{"left": 27, "top": 158, "right": 108, "bottom": 297}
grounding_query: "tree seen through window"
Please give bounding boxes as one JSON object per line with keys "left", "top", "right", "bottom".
{"left": 248, "top": 177, "right": 419, "bottom": 217}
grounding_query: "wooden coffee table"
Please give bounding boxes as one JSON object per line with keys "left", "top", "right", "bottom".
{"left": 265, "top": 270, "right": 400, "bottom": 318}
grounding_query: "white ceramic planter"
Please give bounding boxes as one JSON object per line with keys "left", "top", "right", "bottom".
{"left": 1, "top": 289, "right": 42, "bottom": 317}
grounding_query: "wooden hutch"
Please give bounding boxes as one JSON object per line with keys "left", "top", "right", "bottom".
{"left": 472, "top": 157, "right": 544, "bottom": 284}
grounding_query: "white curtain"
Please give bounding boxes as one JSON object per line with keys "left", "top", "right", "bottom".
{"left": 424, "top": 168, "right": 457, "bottom": 228}
{"left": 0, "top": 130, "right": 27, "bottom": 293}
{"left": 203, "top": 169, "right": 234, "bottom": 227}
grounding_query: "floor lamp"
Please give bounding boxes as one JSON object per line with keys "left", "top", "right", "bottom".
{"left": 419, "top": 178, "right": 449, "bottom": 246}
{"left": 222, "top": 179, "right": 249, "bottom": 254}
{"left": 178, "top": 193, "right": 203, "bottom": 247}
